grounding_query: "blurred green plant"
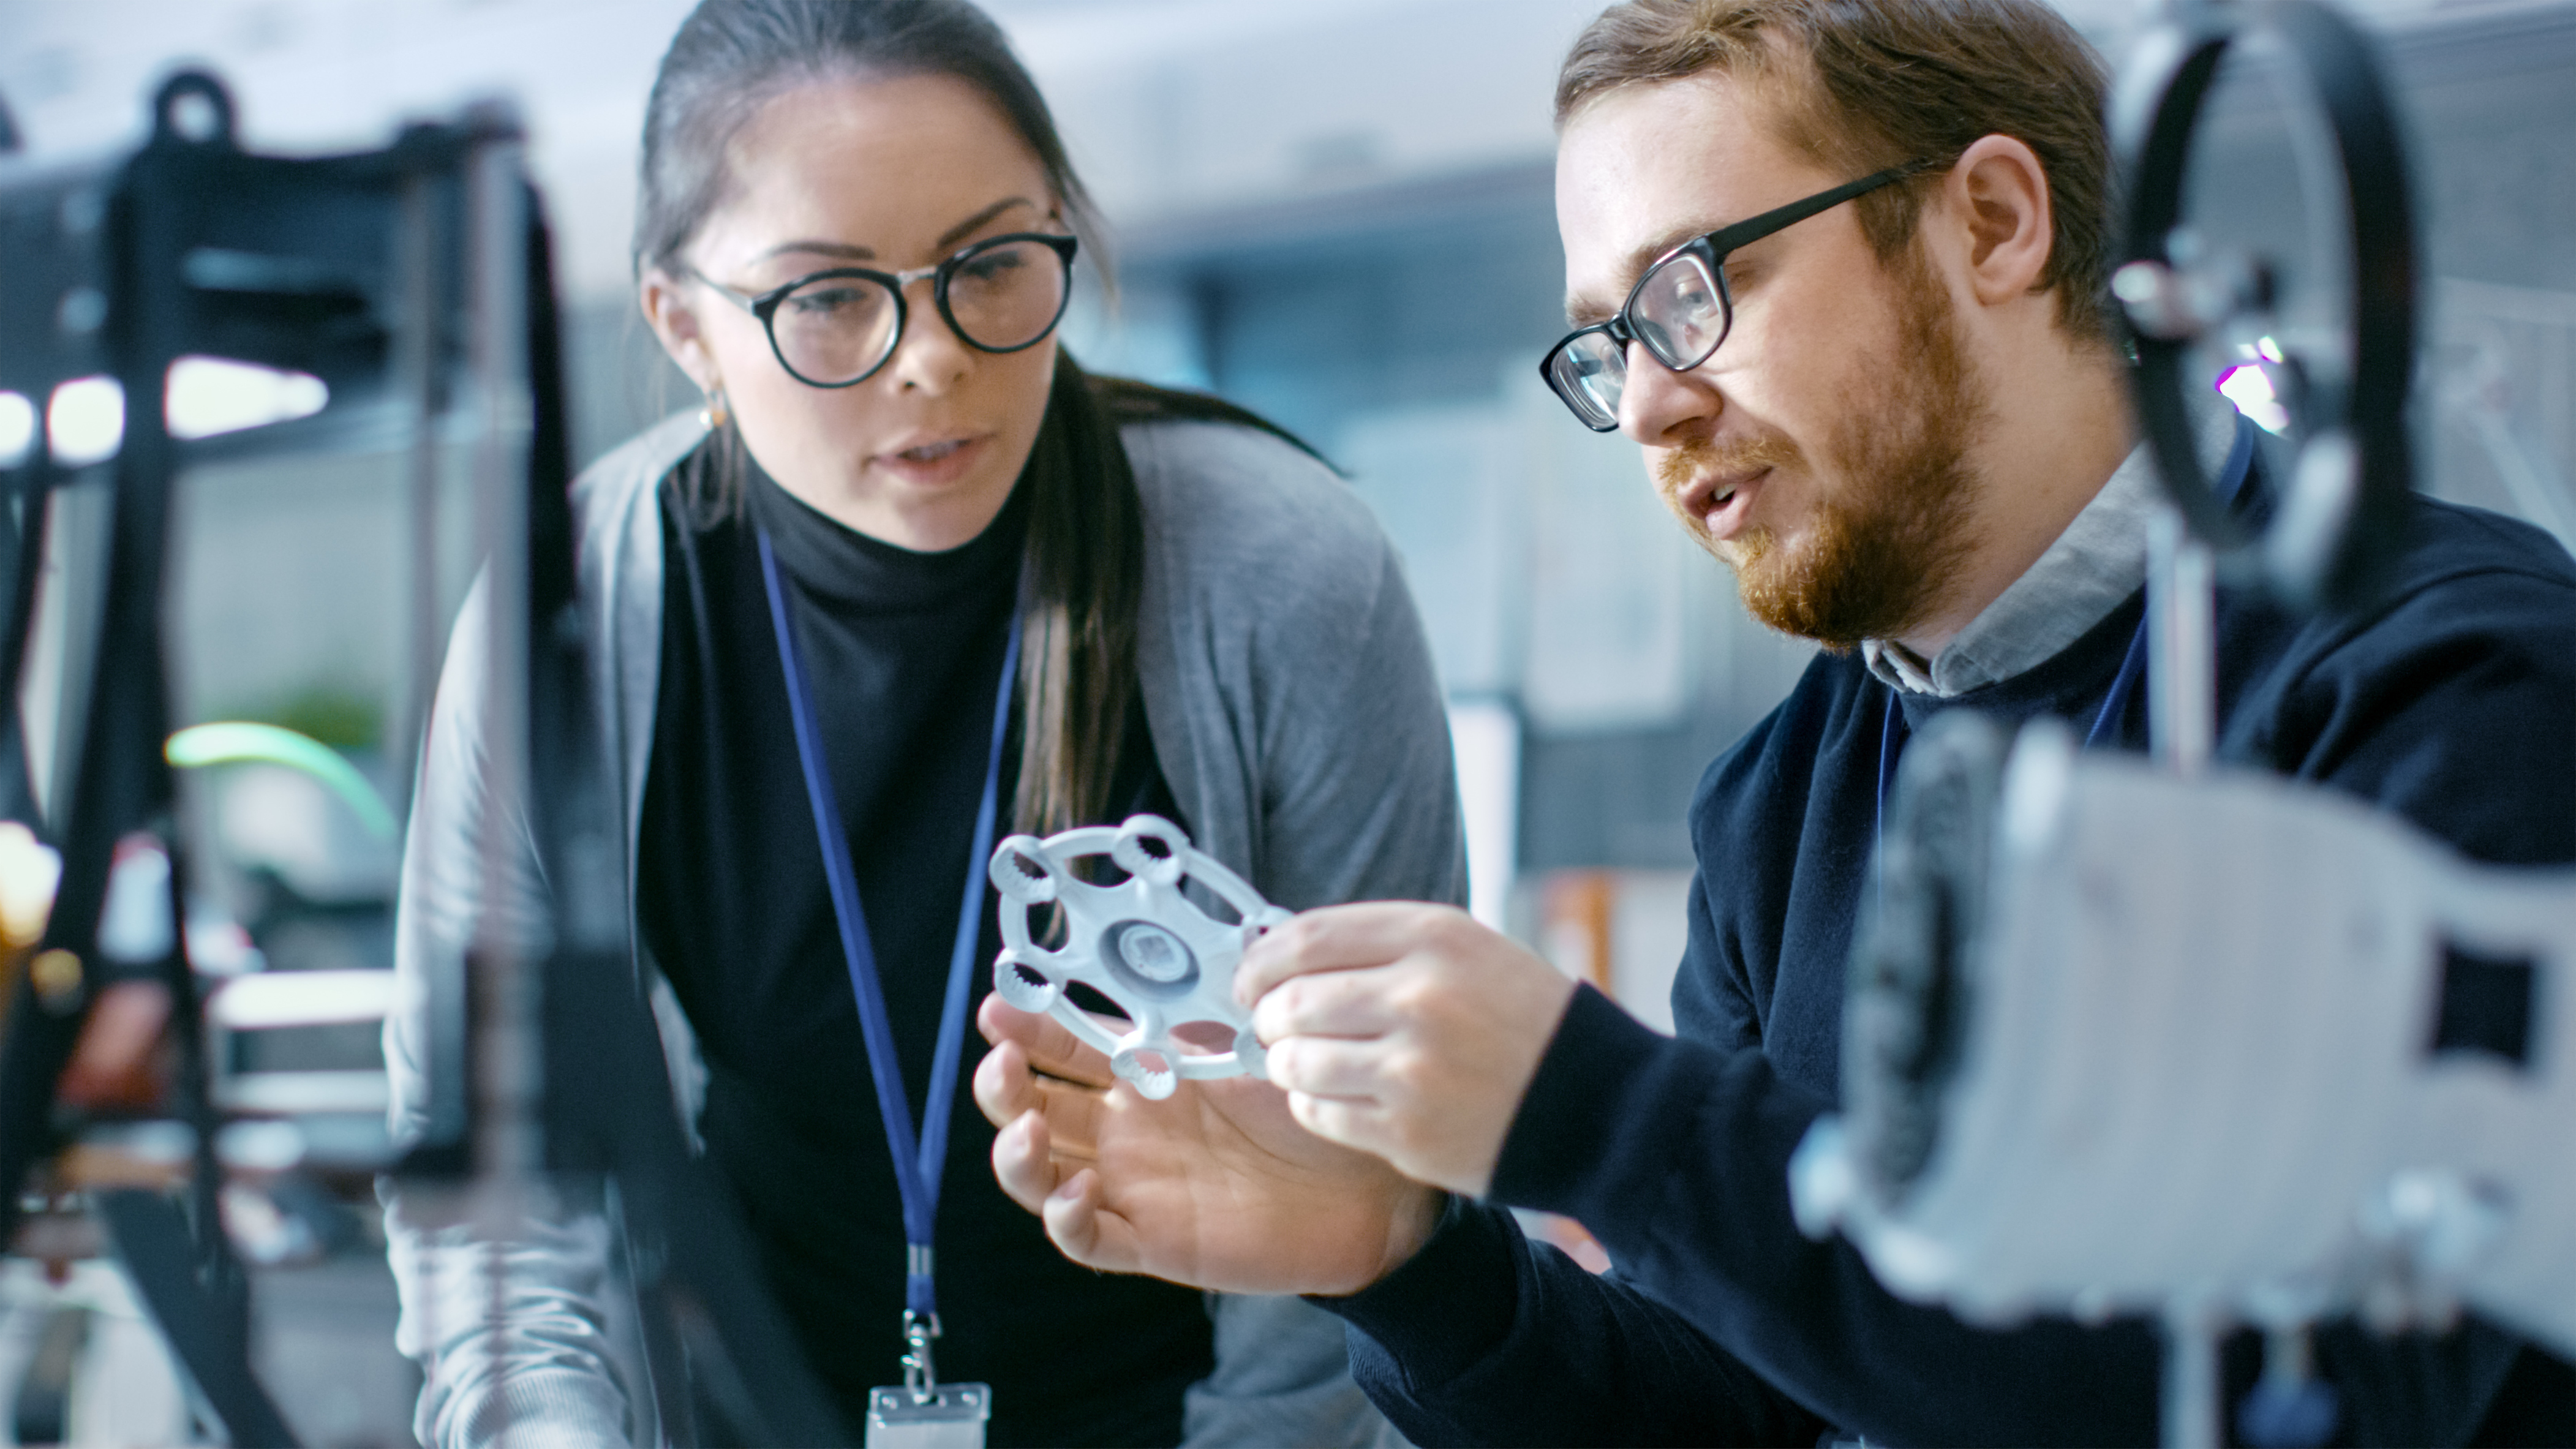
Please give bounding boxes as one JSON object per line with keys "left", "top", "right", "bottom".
{"left": 227, "top": 683, "right": 382, "bottom": 751}
{"left": 167, "top": 722, "right": 397, "bottom": 841}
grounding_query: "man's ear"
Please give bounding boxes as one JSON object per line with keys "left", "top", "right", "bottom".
{"left": 640, "top": 268, "right": 719, "bottom": 393}
{"left": 1943, "top": 134, "right": 2054, "bottom": 309}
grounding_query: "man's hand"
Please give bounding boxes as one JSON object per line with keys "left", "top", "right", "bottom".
{"left": 975, "top": 996, "right": 1441, "bottom": 1295}
{"left": 1238, "top": 903, "right": 1578, "bottom": 1198}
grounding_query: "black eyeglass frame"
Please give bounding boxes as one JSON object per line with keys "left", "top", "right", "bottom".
{"left": 1538, "top": 164, "right": 1933, "bottom": 432}
{"left": 691, "top": 230, "right": 1081, "bottom": 389}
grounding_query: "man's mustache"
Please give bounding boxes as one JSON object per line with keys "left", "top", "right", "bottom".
{"left": 1653, "top": 432, "right": 1806, "bottom": 509}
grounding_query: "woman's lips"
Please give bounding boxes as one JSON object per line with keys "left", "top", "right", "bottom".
{"left": 872, "top": 434, "right": 989, "bottom": 487}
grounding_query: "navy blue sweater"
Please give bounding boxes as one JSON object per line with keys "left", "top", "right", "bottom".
{"left": 1324, "top": 440, "right": 2576, "bottom": 1447}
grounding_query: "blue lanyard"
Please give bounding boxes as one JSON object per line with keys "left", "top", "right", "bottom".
{"left": 756, "top": 530, "right": 1020, "bottom": 1322}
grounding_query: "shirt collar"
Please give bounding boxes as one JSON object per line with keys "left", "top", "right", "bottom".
{"left": 1862, "top": 446, "right": 2156, "bottom": 696}
{"left": 1862, "top": 401, "right": 2245, "bottom": 699}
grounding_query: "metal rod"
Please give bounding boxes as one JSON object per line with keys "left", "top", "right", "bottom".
{"left": 2148, "top": 502, "right": 2216, "bottom": 775}
{"left": 465, "top": 129, "right": 538, "bottom": 1185}
{"left": 2163, "top": 1297, "right": 2224, "bottom": 1449}
{"left": 0, "top": 457, "right": 57, "bottom": 825}
{"left": 93, "top": 1188, "right": 299, "bottom": 1448}
{"left": 396, "top": 170, "right": 446, "bottom": 815}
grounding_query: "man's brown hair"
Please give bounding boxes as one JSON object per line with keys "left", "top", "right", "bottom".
{"left": 1556, "top": 0, "right": 2114, "bottom": 339}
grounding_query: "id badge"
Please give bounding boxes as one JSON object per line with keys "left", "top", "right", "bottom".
{"left": 865, "top": 1382, "right": 992, "bottom": 1449}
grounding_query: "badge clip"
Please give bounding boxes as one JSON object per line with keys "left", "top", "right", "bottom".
{"left": 866, "top": 1313, "right": 992, "bottom": 1449}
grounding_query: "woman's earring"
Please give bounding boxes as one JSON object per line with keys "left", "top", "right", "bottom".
{"left": 701, "top": 386, "right": 730, "bottom": 431}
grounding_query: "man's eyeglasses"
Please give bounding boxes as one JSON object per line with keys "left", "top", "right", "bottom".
{"left": 690, "top": 231, "right": 1080, "bottom": 389}
{"left": 1539, "top": 165, "right": 1930, "bottom": 432}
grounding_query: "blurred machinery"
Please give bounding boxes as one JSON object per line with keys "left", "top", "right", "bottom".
{"left": 1792, "top": 5, "right": 2576, "bottom": 1448}
{"left": 0, "top": 71, "right": 848, "bottom": 1444}
{"left": 1799, "top": 710, "right": 2576, "bottom": 1445}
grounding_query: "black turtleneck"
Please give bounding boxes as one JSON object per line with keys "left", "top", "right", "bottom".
{"left": 635, "top": 445, "right": 1205, "bottom": 1448}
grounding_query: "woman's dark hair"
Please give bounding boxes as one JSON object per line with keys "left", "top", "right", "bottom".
{"left": 638, "top": 0, "right": 1107, "bottom": 291}
{"left": 639, "top": 0, "right": 1314, "bottom": 835}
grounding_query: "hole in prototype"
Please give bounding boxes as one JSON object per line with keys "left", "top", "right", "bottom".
{"left": 1170, "top": 1021, "right": 1235, "bottom": 1053}
{"left": 1003, "top": 848, "right": 1049, "bottom": 887}
{"left": 2427, "top": 942, "right": 2536, "bottom": 1069}
{"left": 1065, "top": 983, "right": 1128, "bottom": 1023}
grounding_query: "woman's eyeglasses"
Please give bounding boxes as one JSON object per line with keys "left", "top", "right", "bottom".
{"left": 691, "top": 231, "right": 1080, "bottom": 389}
{"left": 1538, "top": 165, "right": 1930, "bottom": 432}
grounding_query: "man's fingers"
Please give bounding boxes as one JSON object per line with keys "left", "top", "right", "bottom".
{"left": 978, "top": 993, "right": 1115, "bottom": 1089}
{"left": 1265, "top": 1033, "right": 1395, "bottom": 1101}
{"left": 1038, "top": 1169, "right": 1145, "bottom": 1274}
{"left": 1032, "top": 1074, "right": 1104, "bottom": 1161}
{"left": 992, "top": 1109, "right": 1062, "bottom": 1214}
{"left": 1252, "top": 968, "right": 1406, "bottom": 1047}
{"left": 1236, "top": 901, "right": 1472, "bottom": 1006}
{"left": 1282, "top": 1089, "right": 1397, "bottom": 1163}
{"left": 978, "top": 1037, "right": 1106, "bottom": 1161}
{"left": 974, "top": 1037, "right": 1040, "bottom": 1129}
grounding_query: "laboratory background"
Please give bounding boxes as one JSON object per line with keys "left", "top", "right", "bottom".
{"left": 0, "top": 0, "right": 2572, "bottom": 1441}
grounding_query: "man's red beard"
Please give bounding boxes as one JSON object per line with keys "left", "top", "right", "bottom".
{"left": 1655, "top": 241, "right": 1989, "bottom": 650}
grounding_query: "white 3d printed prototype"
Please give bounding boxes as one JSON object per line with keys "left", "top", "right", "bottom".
{"left": 988, "top": 815, "right": 1289, "bottom": 1100}
{"left": 1793, "top": 715, "right": 2576, "bottom": 1368}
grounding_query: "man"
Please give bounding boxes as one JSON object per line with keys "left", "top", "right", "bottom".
{"left": 976, "top": 0, "right": 2576, "bottom": 1441}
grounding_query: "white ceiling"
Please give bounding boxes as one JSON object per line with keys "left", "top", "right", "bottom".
{"left": 0, "top": 0, "right": 2542, "bottom": 300}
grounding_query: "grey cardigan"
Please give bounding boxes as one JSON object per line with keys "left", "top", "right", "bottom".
{"left": 383, "top": 412, "right": 1467, "bottom": 1449}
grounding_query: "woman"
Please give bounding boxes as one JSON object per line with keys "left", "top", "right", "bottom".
{"left": 382, "top": 1, "right": 1464, "bottom": 1445}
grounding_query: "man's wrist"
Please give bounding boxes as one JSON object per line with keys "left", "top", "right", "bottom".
{"left": 1308, "top": 1192, "right": 1524, "bottom": 1387}
{"left": 1369, "top": 1181, "right": 1447, "bottom": 1288}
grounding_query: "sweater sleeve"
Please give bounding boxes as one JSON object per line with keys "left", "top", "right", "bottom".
{"left": 1126, "top": 419, "right": 1471, "bottom": 914}
{"left": 1321, "top": 1191, "right": 1827, "bottom": 1448}
{"left": 1254, "top": 533, "right": 1471, "bottom": 912}
{"left": 382, "top": 578, "right": 641, "bottom": 1449}
{"left": 1485, "top": 986, "right": 2188, "bottom": 1447}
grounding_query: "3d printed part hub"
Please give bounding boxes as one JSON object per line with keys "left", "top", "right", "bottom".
{"left": 987, "top": 815, "right": 1287, "bottom": 1099}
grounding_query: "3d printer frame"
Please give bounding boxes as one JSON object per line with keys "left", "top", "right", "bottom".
{"left": 0, "top": 72, "right": 848, "bottom": 1447}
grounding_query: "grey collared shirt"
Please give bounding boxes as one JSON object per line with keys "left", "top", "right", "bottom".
{"left": 1865, "top": 400, "right": 2243, "bottom": 698}
{"left": 1862, "top": 443, "right": 2159, "bottom": 696}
